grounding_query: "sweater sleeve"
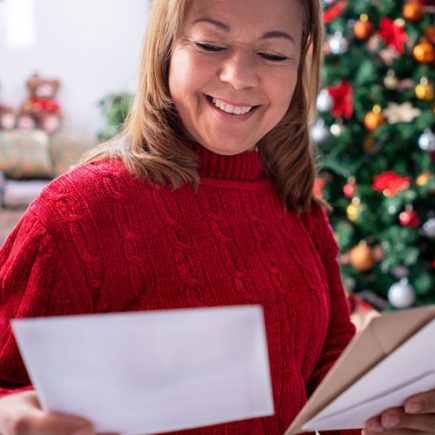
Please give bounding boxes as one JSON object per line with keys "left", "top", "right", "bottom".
{"left": 0, "top": 210, "right": 84, "bottom": 398}
{"left": 305, "top": 206, "right": 360, "bottom": 435}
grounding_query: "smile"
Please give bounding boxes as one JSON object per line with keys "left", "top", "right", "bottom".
{"left": 206, "top": 95, "right": 257, "bottom": 116}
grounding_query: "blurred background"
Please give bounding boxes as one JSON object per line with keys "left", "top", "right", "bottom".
{"left": 0, "top": 0, "right": 148, "bottom": 135}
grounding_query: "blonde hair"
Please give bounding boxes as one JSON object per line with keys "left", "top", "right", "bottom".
{"left": 82, "top": 0, "right": 324, "bottom": 212}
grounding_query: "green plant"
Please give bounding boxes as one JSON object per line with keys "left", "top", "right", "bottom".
{"left": 97, "top": 92, "right": 134, "bottom": 140}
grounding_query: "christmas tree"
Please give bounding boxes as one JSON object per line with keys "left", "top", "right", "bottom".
{"left": 313, "top": 0, "right": 435, "bottom": 310}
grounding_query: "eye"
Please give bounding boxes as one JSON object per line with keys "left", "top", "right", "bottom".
{"left": 194, "top": 42, "right": 226, "bottom": 52}
{"left": 258, "top": 52, "right": 289, "bottom": 62}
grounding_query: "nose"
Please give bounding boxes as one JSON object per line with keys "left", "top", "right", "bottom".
{"left": 218, "top": 49, "right": 259, "bottom": 90}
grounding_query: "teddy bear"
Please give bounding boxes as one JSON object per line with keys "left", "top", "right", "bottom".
{"left": 17, "top": 73, "right": 62, "bottom": 134}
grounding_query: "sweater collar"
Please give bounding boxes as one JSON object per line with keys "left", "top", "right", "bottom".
{"left": 190, "top": 142, "right": 267, "bottom": 182}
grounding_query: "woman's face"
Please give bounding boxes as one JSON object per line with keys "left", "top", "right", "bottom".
{"left": 168, "top": 0, "right": 303, "bottom": 155}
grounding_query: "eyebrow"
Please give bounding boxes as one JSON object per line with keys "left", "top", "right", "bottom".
{"left": 193, "top": 17, "right": 296, "bottom": 45}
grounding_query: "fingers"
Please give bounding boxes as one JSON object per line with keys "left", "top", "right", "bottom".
{"left": 405, "top": 390, "right": 435, "bottom": 415}
{"left": 381, "top": 408, "right": 435, "bottom": 433}
{"left": 365, "top": 405, "right": 435, "bottom": 434}
{"left": 363, "top": 429, "right": 422, "bottom": 435}
{"left": 10, "top": 413, "right": 95, "bottom": 435}
{"left": 0, "top": 391, "right": 95, "bottom": 435}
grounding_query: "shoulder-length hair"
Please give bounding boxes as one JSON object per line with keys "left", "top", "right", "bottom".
{"left": 82, "top": 0, "right": 324, "bottom": 212}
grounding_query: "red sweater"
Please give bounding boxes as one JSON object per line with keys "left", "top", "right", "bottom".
{"left": 0, "top": 144, "right": 355, "bottom": 434}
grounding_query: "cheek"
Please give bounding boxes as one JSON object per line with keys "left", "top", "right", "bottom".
{"left": 169, "top": 50, "right": 191, "bottom": 101}
{"left": 169, "top": 49, "right": 212, "bottom": 103}
{"left": 267, "top": 73, "right": 298, "bottom": 118}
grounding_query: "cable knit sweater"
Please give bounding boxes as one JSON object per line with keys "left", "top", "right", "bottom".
{"left": 0, "top": 144, "right": 356, "bottom": 434}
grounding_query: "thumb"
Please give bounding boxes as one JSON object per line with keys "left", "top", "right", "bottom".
{"left": 24, "top": 410, "right": 95, "bottom": 435}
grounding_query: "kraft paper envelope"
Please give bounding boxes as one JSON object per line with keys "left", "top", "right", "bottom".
{"left": 12, "top": 305, "right": 274, "bottom": 435}
{"left": 286, "top": 305, "right": 435, "bottom": 434}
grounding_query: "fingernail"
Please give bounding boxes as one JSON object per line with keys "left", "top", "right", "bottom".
{"left": 383, "top": 414, "right": 400, "bottom": 429}
{"left": 405, "top": 400, "right": 423, "bottom": 414}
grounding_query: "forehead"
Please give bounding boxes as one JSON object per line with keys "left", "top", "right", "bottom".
{"left": 185, "top": 0, "right": 304, "bottom": 39}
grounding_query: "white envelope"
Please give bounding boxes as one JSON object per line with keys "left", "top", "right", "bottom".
{"left": 304, "top": 318, "right": 435, "bottom": 430}
{"left": 286, "top": 305, "right": 435, "bottom": 434}
{"left": 12, "top": 305, "right": 274, "bottom": 435}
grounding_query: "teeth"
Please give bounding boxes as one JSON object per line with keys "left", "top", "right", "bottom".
{"left": 212, "top": 97, "right": 253, "bottom": 115}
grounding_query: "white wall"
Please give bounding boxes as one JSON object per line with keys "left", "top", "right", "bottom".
{"left": 0, "top": 0, "right": 150, "bottom": 137}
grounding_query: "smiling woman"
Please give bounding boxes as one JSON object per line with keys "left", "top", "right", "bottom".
{"left": 3, "top": 0, "right": 435, "bottom": 434}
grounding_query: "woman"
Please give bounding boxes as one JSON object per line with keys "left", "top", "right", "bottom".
{"left": 0, "top": 0, "right": 434, "bottom": 434}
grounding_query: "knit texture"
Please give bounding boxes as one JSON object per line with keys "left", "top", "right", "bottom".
{"left": 0, "top": 144, "right": 356, "bottom": 434}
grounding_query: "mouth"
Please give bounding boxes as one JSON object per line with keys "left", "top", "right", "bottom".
{"left": 205, "top": 95, "right": 260, "bottom": 116}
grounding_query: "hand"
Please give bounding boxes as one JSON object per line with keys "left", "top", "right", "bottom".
{"left": 363, "top": 389, "right": 435, "bottom": 435}
{"left": 0, "top": 390, "right": 95, "bottom": 435}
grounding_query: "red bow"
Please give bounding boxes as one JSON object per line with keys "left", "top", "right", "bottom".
{"left": 378, "top": 17, "right": 408, "bottom": 54}
{"left": 31, "top": 98, "right": 59, "bottom": 113}
{"left": 326, "top": 81, "right": 354, "bottom": 119}
{"left": 324, "top": 1, "right": 348, "bottom": 23}
{"left": 372, "top": 171, "right": 411, "bottom": 197}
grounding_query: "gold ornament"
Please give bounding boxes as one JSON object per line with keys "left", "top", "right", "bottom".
{"left": 354, "top": 14, "right": 375, "bottom": 40}
{"left": 349, "top": 241, "right": 375, "bottom": 271}
{"left": 403, "top": 2, "right": 423, "bottom": 22}
{"left": 347, "top": 198, "right": 361, "bottom": 222}
{"left": 413, "top": 39, "right": 435, "bottom": 64}
{"left": 415, "top": 77, "right": 434, "bottom": 101}
{"left": 364, "top": 105, "right": 385, "bottom": 131}
{"left": 384, "top": 70, "right": 398, "bottom": 90}
{"left": 416, "top": 172, "right": 430, "bottom": 186}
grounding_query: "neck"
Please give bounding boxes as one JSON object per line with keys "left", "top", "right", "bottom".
{"left": 189, "top": 142, "right": 267, "bottom": 182}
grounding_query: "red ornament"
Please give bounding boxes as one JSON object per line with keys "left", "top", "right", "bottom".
{"left": 324, "top": 1, "right": 348, "bottom": 23}
{"left": 313, "top": 178, "right": 326, "bottom": 199}
{"left": 343, "top": 180, "right": 356, "bottom": 198}
{"left": 378, "top": 17, "right": 408, "bottom": 54}
{"left": 372, "top": 171, "right": 411, "bottom": 197}
{"left": 326, "top": 81, "right": 354, "bottom": 119}
{"left": 399, "top": 209, "right": 420, "bottom": 228}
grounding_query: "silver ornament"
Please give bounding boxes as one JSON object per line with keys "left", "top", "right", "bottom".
{"left": 310, "top": 119, "right": 330, "bottom": 143}
{"left": 418, "top": 129, "right": 435, "bottom": 152}
{"left": 388, "top": 278, "right": 415, "bottom": 309}
{"left": 422, "top": 218, "right": 435, "bottom": 238}
{"left": 316, "top": 89, "right": 333, "bottom": 112}
{"left": 330, "top": 123, "right": 343, "bottom": 137}
{"left": 329, "top": 32, "right": 349, "bottom": 55}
